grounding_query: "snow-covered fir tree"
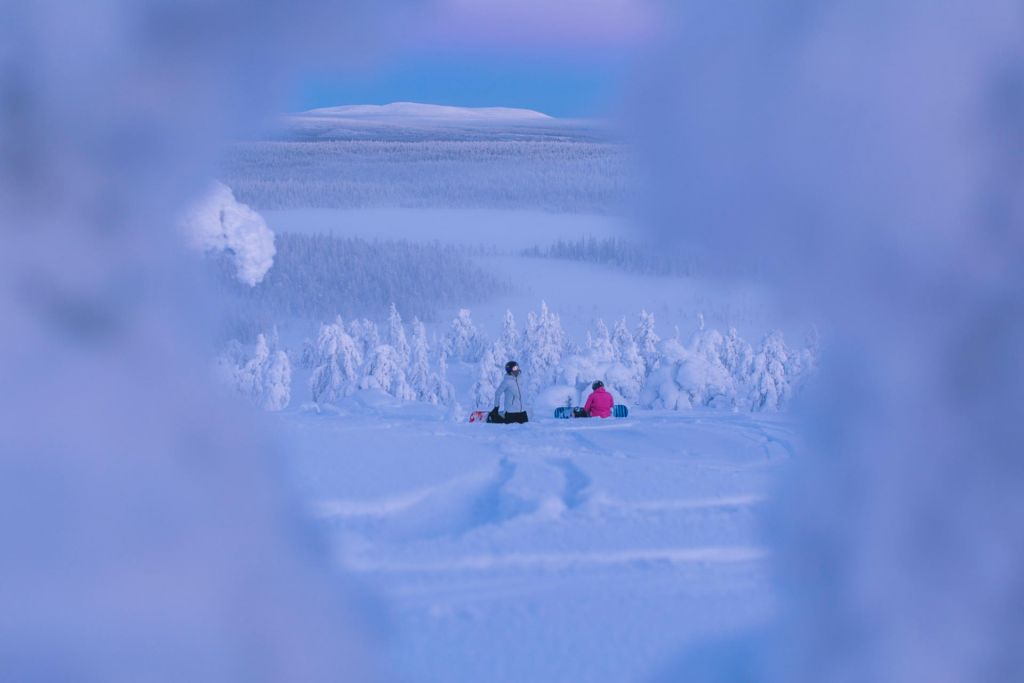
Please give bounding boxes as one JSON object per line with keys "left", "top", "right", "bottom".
{"left": 495, "top": 309, "right": 519, "bottom": 362}
{"left": 299, "top": 336, "right": 317, "bottom": 369}
{"left": 472, "top": 344, "right": 501, "bottom": 408}
{"left": 407, "top": 317, "right": 434, "bottom": 402}
{"left": 613, "top": 318, "right": 644, "bottom": 372}
{"left": 219, "top": 333, "right": 292, "bottom": 411}
{"left": 309, "top": 316, "right": 363, "bottom": 403}
{"left": 348, "top": 318, "right": 380, "bottom": 364}
{"left": 388, "top": 302, "right": 410, "bottom": 366}
{"left": 237, "top": 334, "right": 273, "bottom": 404}
{"left": 261, "top": 347, "right": 292, "bottom": 411}
{"left": 635, "top": 310, "right": 661, "bottom": 372}
{"left": 610, "top": 317, "right": 645, "bottom": 400}
{"left": 681, "top": 326, "right": 736, "bottom": 408}
{"left": 361, "top": 344, "right": 415, "bottom": 400}
{"left": 444, "top": 308, "right": 484, "bottom": 362}
{"left": 430, "top": 350, "right": 456, "bottom": 406}
{"left": 749, "top": 330, "right": 791, "bottom": 411}
{"left": 721, "top": 327, "right": 754, "bottom": 387}
{"left": 523, "top": 301, "right": 565, "bottom": 389}
{"left": 589, "top": 318, "right": 614, "bottom": 362}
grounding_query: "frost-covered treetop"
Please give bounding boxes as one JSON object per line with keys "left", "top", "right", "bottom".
{"left": 179, "top": 181, "right": 275, "bottom": 286}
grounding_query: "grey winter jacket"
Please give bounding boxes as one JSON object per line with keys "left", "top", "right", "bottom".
{"left": 494, "top": 374, "right": 525, "bottom": 413}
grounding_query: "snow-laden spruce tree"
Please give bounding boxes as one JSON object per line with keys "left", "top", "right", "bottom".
{"left": 635, "top": 310, "right": 661, "bottom": 373}
{"left": 749, "top": 330, "right": 791, "bottom": 411}
{"left": 609, "top": 317, "right": 645, "bottom": 401}
{"left": 472, "top": 343, "right": 502, "bottom": 408}
{"left": 261, "top": 347, "right": 292, "bottom": 411}
{"left": 495, "top": 309, "right": 519, "bottom": 362}
{"left": 220, "top": 333, "right": 292, "bottom": 411}
{"left": 361, "top": 344, "right": 415, "bottom": 400}
{"left": 588, "top": 318, "right": 615, "bottom": 362}
{"left": 347, "top": 318, "right": 380, "bottom": 364}
{"left": 444, "top": 308, "right": 484, "bottom": 362}
{"left": 678, "top": 326, "right": 737, "bottom": 409}
{"left": 721, "top": 327, "right": 754, "bottom": 388}
{"left": 308, "top": 316, "right": 363, "bottom": 404}
{"left": 407, "top": 317, "right": 434, "bottom": 402}
{"left": 387, "top": 302, "right": 410, "bottom": 366}
{"left": 523, "top": 301, "right": 565, "bottom": 390}
{"left": 299, "top": 337, "right": 317, "bottom": 369}
{"left": 430, "top": 350, "right": 456, "bottom": 406}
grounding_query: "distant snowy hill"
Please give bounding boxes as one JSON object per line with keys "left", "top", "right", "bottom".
{"left": 302, "top": 102, "right": 553, "bottom": 122}
{"left": 274, "top": 101, "right": 607, "bottom": 144}
{"left": 222, "top": 102, "right": 626, "bottom": 212}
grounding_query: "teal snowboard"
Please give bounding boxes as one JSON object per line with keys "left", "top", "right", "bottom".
{"left": 554, "top": 405, "right": 628, "bottom": 419}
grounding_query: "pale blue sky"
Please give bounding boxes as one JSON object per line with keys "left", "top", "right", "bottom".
{"left": 292, "top": 1, "right": 661, "bottom": 118}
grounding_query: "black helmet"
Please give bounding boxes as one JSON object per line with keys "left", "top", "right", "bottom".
{"left": 505, "top": 361, "right": 520, "bottom": 376}
{"left": 592, "top": 380, "right": 604, "bottom": 390}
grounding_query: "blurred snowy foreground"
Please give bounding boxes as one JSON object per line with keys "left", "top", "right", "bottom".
{"left": 8, "top": 1, "right": 1023, "bottom": 681}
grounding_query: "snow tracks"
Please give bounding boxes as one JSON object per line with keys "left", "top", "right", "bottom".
{"left": 281, "top": 409, "right": 794, "bottom": 682}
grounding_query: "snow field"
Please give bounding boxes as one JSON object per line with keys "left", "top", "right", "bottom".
{"left": 278, "top": 400, "right": 794, "bottom": 681}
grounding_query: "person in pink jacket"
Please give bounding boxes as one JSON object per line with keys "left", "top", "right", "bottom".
{"left": 583, "top": 381, "right": 615, "bottom": 418}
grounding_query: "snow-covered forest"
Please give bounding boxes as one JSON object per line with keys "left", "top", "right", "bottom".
{"left": 212, "top": 233, "right": 508, "bottom": 339}
{"left": 522, "top": 236, "right": 697, "bottom": 276}
{"left": 222, "top": 138, "right": 627, "bottom": 212}
{"left": 219, "top": 302, "right": 816, "bottom": 415}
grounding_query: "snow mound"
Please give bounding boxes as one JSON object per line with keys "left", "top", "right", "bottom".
{"left": 300, "top": 102, "right": 553, "bottom": 121}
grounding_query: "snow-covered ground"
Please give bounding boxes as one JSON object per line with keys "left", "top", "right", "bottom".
{"left": 277, "top": 396, "right": 793, "bottom": 682}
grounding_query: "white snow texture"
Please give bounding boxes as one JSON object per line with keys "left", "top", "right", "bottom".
{"left": 181, "top": 181, "right": 276, "bottom": 286}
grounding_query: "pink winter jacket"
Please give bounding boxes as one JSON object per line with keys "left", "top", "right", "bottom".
{"left": 583, "top": 387, "right": 614, "bottom": 418}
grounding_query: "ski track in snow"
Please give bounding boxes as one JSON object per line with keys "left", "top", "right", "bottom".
{"left": 282, "top": 408, "right": 792, "bottom": 683}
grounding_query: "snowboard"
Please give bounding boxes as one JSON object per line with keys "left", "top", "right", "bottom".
{"left": 554, "top": 405, "right": 629, "bottom": 419}
{"left": 469, "top": 409, "right": 504, "bottom": 423}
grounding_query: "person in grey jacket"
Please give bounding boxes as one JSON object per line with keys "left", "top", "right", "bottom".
{"left": 490, "top": 360, "right": 528, "bottom": 424}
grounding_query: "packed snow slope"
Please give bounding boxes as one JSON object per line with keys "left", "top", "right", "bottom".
{"left": 279, "top": 396, "right": 793, "bottom": 682}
